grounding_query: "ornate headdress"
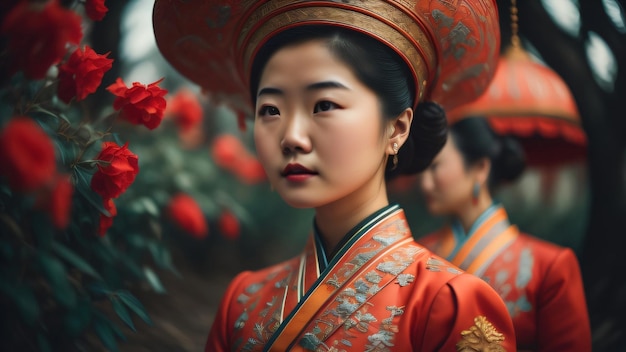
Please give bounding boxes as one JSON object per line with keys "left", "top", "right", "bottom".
{"left": 153, "top": 0, "right": 500, "bottom": 112}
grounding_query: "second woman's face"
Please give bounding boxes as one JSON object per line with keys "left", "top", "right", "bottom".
{"left": 418, "top": 137, "right": 474, "bottom": 216}
{"left": 254, "top": 39, "right": 388, "bottom": 210}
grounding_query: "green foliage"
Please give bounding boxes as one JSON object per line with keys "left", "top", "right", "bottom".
{"left": 0, "top": 51, "right": 172, "bottom": 352}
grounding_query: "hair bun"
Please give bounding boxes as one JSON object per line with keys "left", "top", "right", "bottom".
{"left": 493, "top": 135, "right": 525, "bottom": 182}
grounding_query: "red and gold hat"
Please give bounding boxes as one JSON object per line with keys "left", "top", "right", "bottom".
{"left": 153, "top": 0, "right": 500, "bottom": 112}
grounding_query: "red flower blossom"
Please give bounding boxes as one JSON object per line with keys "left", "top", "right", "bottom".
{"left": 218, "top": 210, "right": 240, "bottom": 240}
{"left": 178, "top": 125, "right": 205, "bottom": 150}
{"left": 99, "top": 198, "right": 117, "bottom": 236}
{"left": 166, "top": 89, "right": 203, "bottom": 132}
{"left": 107, "top": 78, "right": 168, "bottom": 130}
{"left": 234, "top": 156, "right": 267, "bottom": 185}
{"left": 90, "top": 142, "right": 139, "bottom": 199}
{"left": 167, "top": 194, "right": 208, "bottom": 239}
{"left": 211, "top": 134, "right": 266, "bottom": 184}
{"left": 58, "top": 46, "right": 113, "bottom": 104}
{"left": 0, "top": 117, "right": 56, "bottom": 191}
{"left": 211, "top": 134, "right": 246, "bottom": 169}
{"left": 1, "top": 0, "right": 82, "bottom": 79}
{"left": 38, "top": 175, "right": 74, "bottom": 229}
{"left": 85, "top": 0, "right": 108, "bottom": 21}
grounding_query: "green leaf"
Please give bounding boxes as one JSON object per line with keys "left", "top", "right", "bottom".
{"left": 116, "top": 290, "right": 153, "bottom": 326}
{"left": 111, "top": 297, "right": 136, "bottom": 332}
{"left": 38, "top": 253, "right": 77, "bottom": 308}
{"left": 87, "top": 281, "right": 111, "bottom": 297}
{"left": 125, "top": 233, "right": 146, "bottom": 250}
{"left": 32, "top": 213, "right": 53, "bottom": 250}
{"left": 93, "top": 315, "right": 120, "bottom": 352}
{"left": 120, "top": 256, "right": 144, "bottom": 279}
{"left": 31, "top": 106, "right": 61, "bottom": 120}
{"left": 73, "top": 167, "right": 110, "bottom": 216}
{"left": 51, "top": 241, "right": 103, "bottom": 280}
{"left": 0, "top": 280, "right": 39, "bottom": 325}
{"left": 109, "top": 317, "right": 127, "bottom": 342}
{"left": 144, "top": 267, "right": 166, "bottom": 294}
{"left": 147, "top": 242, "right": 178, "bottom": 274}
{"left": 37, "top": 333, "right": 52, "bottom": 352}
{"left": 63, "top": 297, "right": 92, "bottom": 337}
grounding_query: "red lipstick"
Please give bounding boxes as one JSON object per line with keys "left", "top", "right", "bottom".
{"left": 281, "top": 163, "right": 317, "bottom": 182}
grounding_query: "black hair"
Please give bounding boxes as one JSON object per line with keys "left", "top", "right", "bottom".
{"left": 450, "top": 117, "right": 526, "bottom": 188}
{"left": 249, "top": 26, "right": 447, "bottom": 177}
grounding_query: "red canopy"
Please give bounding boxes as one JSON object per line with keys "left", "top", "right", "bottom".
{"left": 447, "top": 46, "right": 587, "bottom": 166}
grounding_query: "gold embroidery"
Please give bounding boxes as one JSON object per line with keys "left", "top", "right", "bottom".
{"left": 457, "top": 316, "right": 506, "bottom": 352}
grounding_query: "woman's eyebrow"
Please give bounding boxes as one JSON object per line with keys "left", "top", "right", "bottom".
{"left": 306, "top": 81, "right": 349, "bottom": 91}
{"left": 257, "top": 87, "right": 283, "bottom": 97}
{"left": 257, "top": 81, "right": 348, "bottom": 98}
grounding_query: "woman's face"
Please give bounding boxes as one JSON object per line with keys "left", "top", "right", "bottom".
{"left": 254, "top": 39, "right": 389, "bottom": 210}
{"left": 418, "top": 136, "right": 475, "bottom": 216}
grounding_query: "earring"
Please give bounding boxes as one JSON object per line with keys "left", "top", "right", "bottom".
{"left": 391, "top": 143, "right": 399, "bottom": 170}
{"left": 472, "top": 182, "right": 480, "bottom": 205}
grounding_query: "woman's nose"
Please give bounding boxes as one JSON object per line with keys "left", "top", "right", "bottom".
{"left": 280, "top": 114, "right": 312, "bottom": 155}
{"left": 418, "top": 173, "right": 433, "bottom": 192}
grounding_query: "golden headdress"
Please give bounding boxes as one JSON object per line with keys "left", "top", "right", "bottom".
{"left": 153, "top": 0, "right": 500, "bottom": 112}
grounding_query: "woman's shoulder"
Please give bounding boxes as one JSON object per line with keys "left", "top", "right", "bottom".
{"left": 515, "top": 232, "right": 576, "bottom": 258}
{"left": 406, "top": 246, "right": 516, "bottom": 350}
{"left": 408, "top": 244, "right": 469, "bottom": 294}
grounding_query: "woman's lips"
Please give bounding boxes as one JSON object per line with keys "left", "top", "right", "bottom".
{"left": 281, "top": 163, "right": 317, "bottom": 182}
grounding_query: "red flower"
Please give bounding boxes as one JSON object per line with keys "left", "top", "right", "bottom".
{"left": 218, "top": 210, "right": 240, "bottom": 240}
{"left": 90, "top": 142, "right": 139, "bottom": 199}
{"left": 211, "top": 134, "right": 246, "bottom": 169}
{"left": 85, "top": 0, "right": 108, "bottom": 21}
{"left": 211, "top": 134, "right": 267, "bottom": 184}
{"left": 178, "top": 125, "right": 205, "bottom": 150}
{"left": 57, "top": 46, "right": 113, "bottom": 104}
{"left": 166, "top": 89, "right": 203, "bottom": 132}
{"left": 234, "top": 157, "right": 267, "bottom": 185}
{"left": 167, "top": 194, "right": 208, "bottom": 239}
{"left": 1, "top": 0, "right": 82, "bottom": 79}
{"left": 37, "top": 175, "right": 73, "bottom": 229}
{"left": 99, "top": 198, "right": 117, "bottom": 236}
{"left": 107, "top": 78, "right": 168, "bottom": 130}
{"left": 0, "top": 117, "right": 56, "bottom": 191}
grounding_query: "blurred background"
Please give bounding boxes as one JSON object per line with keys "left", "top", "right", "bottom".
{"left": 0, "top": 0, "right": 624, "bottom": 351}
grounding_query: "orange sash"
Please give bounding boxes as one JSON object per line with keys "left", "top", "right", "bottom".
{"left": 441, "top": 207, "right": 518, "bottom": 275}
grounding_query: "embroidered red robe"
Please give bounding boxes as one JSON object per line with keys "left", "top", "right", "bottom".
{"left": 206, "top": 205, "right": 516, "bottom": 351}
{"left": 419, "top": 205, "right": 591, "bottom": 351}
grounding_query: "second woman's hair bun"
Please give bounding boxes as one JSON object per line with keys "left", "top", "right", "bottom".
{"left": 493, "top": 135, "right": 525, "bottom": 183}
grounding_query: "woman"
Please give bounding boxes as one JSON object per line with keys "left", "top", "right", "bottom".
{"left": 154, "top": 1, "right": 516, "bottom": 350}
{"left": 418, "top": 117, "right": 591, "bottom": 351}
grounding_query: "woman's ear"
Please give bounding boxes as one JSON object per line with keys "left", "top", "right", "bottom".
{"left": 472, "top": 157, "right": 492, "bottom": 185}
{"left": 386, "top": 108, "right": 413, "bottom": 154}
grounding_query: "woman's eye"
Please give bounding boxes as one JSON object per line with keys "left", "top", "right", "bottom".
{"left": 258, "top": 106, "right": 280, "bottom": 116}
{"left": 313, "top": 101, "right": 337, "bottom": 113}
